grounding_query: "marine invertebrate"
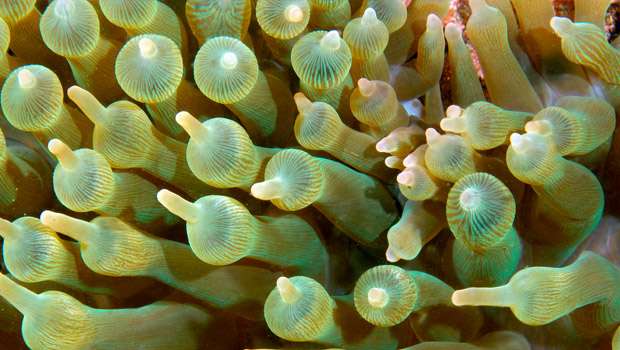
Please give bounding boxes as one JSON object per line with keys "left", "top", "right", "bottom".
{"left": 349, "top": 78, "right": 410, "bottom": 138}
{"left": 0, "top": 0, "right": 618, "bottom": 349}
{"left": 293, "top": 92, "right": 393, "bottom": 180}
{"left": 291, "top": 30, "right": 353, "bottom": 113}
{"left": 264, "top": 276, "right": 399, "bottom": 348}
{"left": 255, "top": 0, "right": 310, "bottom": 66}
{"left": 466, "top": 0, "right": 542, "bottom": 112}
{"left": 0, "top": 0, "right": 70, "bottom": 81}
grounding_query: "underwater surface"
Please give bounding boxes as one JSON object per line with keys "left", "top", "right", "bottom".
{"left": 0, "top": 0, "right": 618, "bottom": 349}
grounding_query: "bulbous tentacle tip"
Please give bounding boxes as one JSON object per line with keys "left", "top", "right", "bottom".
{"left": 220, "top": 51, "right": 239, "bottom": 70}
{"left": 157, "top": 189, "right": 199, "bottom": 223}
{"left": 276, "top": 276, "right": 301, "bottom": 304}
{"left": 39, "top": 210, "right": 62, "bottom": 231}
{"left": 446, "top": 104, "right": 463, "bottom": 119}
{"left": 425, "top": 128, "right": 441, "bottom": 144}
{"left": 451, "top": 290, "right": 467, "bottom": 306}
{"left": 509, "top": 133, "right": 528, "bottom": 154}
{"left": 176, "top": 111, "right": 207, "bottom": 141}
{"left": 47, "top": 138, "right": 66, "bottom": 155}
{"left": 251, "top": 179, "right": 284, "bottom": 201}
{"left": 440, "top": 116, "right": 466, "bottom": 134}
{"left": 138, "top": 37, "right": 158, "bottom": 58}
{"left": 39, "top": 210, "right": 95, "bottom": 242}
{"left": 385, "top": 246, "right": 401, "bottom": 263}
{"left": 459, "top": 187, "right": 482, "bottom": 210}
{"left": 524, "top": 120, "right": 552, "bottom": 136}
{"left": 293, "top": 92, "right": 313, "bottom": 113}
{"left": 320, "top": 30, "right": 342, "bottom": 50}
{"left": 367, "top": 287, "right": 389, "bottom": 308}
{"left": 550, "top": 16, "right": 574, "bottom": 36}
{"left": 376, "top": 137, "right": 396, "bottom": 153}
{"left": 426, "top": 14, "right": 442, "bottom": 31}
{"left": 361, "top": 8, "right": 378, "bottom": 26}
{"left": 284, "top": 4, "right": 304, "bottom": 23}
{"left": 54, "top": 0, "right": 76, "bottom": 18}
{"left": 468, "top": 0, "right": 488, "bottom": 13}
{"left": 67, "top": 85, "right": 106, "bottom": 124}
{"left": 0, "top": 218, "right": 19, "bottom": 239}
{"left": 357, "top": 78, "right": 376, "bottom": 97}
{"left": 48, "top": 138, "right": 78, "bottom": 169}
{"left": 384, "top": 156, "right": 403, "bottom": 169}
{"left": 402, "top": 154, "right": 417, "bottom": 168}
{"left": 397, "top": 168, "right": 415, "bottom": 186}
{"left": 444, "top": 23, "right": 462, "bottom": 41}
{"left": 17, "top": 68, "right": 36, "bottom": 89}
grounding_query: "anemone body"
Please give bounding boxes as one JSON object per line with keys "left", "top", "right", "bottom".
{"left": 0, "top": 217, "right": 148, "bottom": 296}
{"left": 440, "top": 102, "right": 532, "bottom": 151}
{"left": 349, "top": 79, "right": 409, "bottom": 138}
{"left": 292, "top": 30, "right": 353, "bottom": 116}
{"left": 507, "top": 132, "right": 604, "bottom": 264}
{"left": 466, "top": 0, "right": 542, "bottom": 112}
{"left": 0, "top": 0, "right": 71, "bottom": 81}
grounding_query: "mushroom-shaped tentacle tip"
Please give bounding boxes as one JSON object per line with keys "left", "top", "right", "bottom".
{"left": 175, "top": 111, "right": 208, "bottom": 141}
{"left": 48, "top": 139, "right": 79, "bottom": 170}
{"left": 357, "top": 78, "right": 376, "bottom": 97}
{"left": 293, "top": 92, "right": 313, "bottom": 113}
{"left": 39, "top": 210, "right": 96, "bottom": 243}
{"left": 66, "top": 86, "right": 106, "bottom": 125}
{"left": 251, "top": 179, "right": 284, "bottom": 201}
{"left": 157, "top": 189, "right": 200, "bottom": 224}
{"left": 320, "top": 30, "right": 342, "bottom": 51}
{"left": 277, "top": 276, "right": 301, "bottom": 304}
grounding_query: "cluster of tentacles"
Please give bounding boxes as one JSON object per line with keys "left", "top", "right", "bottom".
{"left": 0, "top": 0, "right": 617, "bottom": 349}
